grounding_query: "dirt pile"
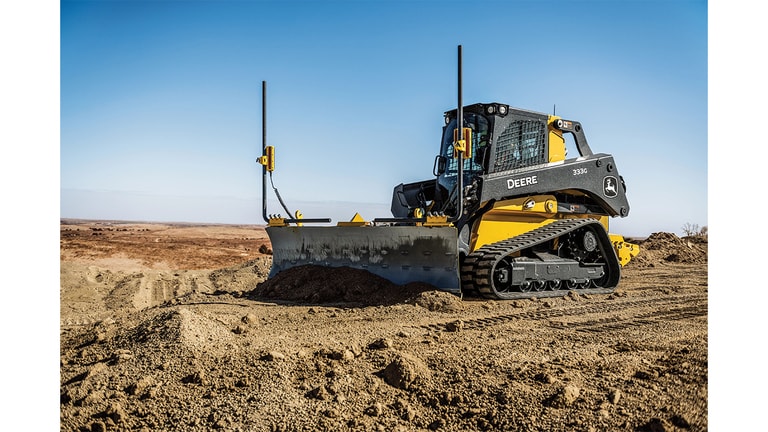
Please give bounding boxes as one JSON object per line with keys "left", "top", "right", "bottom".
{"left": 627, "top": 232, "right": 708, "bottom": 268}
{"left": 250, "top": 264, "right": 463, "bottom": 310}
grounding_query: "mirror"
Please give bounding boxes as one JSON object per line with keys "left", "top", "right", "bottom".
{"left": 433, "top": 155, "right": 447, "bottom": 176}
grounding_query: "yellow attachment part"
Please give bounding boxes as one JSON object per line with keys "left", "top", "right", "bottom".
{"left": 337, "top": 212, "right": 369, "bottom": 227}
{"left": 267, "top": 216, "right": 288, "bottom": 227}
{"left": 422, "top": 214, "right": 451, "bottom": 227}
{"left": 258, "top": 145, "right": 275, "bottom": 172}
{"left": 452, "top": 127, "right": 472, "bottom": 159}
{"left": 609, "top": 234, "right": 640, "bottom": 267}
{"left": 294, "top": 210, "right": 304, "bottom": 227}
{"left": 491, "top": 196, "right": 559, "bottom": 214}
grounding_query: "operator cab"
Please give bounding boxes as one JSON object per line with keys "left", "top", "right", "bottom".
{"left": 390, "top": 103, "right": 553, "bottom": 220}
{"left": 433, "top": 103, "right": 552, "bottom": 216}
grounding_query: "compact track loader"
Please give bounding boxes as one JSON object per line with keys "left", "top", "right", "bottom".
{"left": 259, "top": 46, "right": 639, "bottom": 300}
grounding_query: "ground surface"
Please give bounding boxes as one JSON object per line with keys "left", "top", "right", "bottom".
{"left": 60, "top": 219, "right": 708, "bottom": 432}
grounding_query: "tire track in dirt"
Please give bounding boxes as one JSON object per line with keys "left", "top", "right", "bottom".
{"left": 421, "top": 292, "right": 707, "bottom": 333}
{"left": 556, "top": 302, "right": 707, "bottom": 333}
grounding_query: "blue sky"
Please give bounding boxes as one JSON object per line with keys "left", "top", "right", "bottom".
{"left": 4, "top": 1, "right": 768, "bottom": 427}
{"left": 57, "top": 0, "right": 707, "bottom": 237}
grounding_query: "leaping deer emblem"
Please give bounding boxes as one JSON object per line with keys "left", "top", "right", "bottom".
{"left": 604, "top": 177, "right": 618, "bottom": 197}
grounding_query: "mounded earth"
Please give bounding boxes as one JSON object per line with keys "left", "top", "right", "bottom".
{"left": 60, "top": 220, "right": 708, "bottom": 432}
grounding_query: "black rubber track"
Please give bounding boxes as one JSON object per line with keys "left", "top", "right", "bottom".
{"left": 462, "top": 218, "right": 621, "bottom": 300}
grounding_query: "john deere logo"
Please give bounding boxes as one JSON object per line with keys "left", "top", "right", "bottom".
{"left": 603, "top": 176, "right": 618, "bottom": 198}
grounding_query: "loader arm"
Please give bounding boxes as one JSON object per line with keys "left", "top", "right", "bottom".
{"left": 552, "top": 118, "right": 594, "bottom": 157}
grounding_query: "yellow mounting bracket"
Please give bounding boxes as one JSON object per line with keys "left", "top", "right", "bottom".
{"left": 258, "top": 145, "right": 275, "bottom": 172}
{"left": 294, "top": 210, "right": 304, "bottom": 227}
{"left": 337, "top": 212, "right": 369, "bottom": 227}
{"left": 452, "top": 127, "right": 472, "bottom": 159}
{"left": 421, "top": 214, "right": 451, "bottom": 227}
{"left": 267, "top": 216, "right": 288, "bottom": 227}
{"left": 267, "top": 210, "right": 304, "bottom": 227}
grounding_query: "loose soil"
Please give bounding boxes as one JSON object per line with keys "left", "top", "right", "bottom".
{"left": 60, "top": 219, "right": 708, "bottom": 432}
